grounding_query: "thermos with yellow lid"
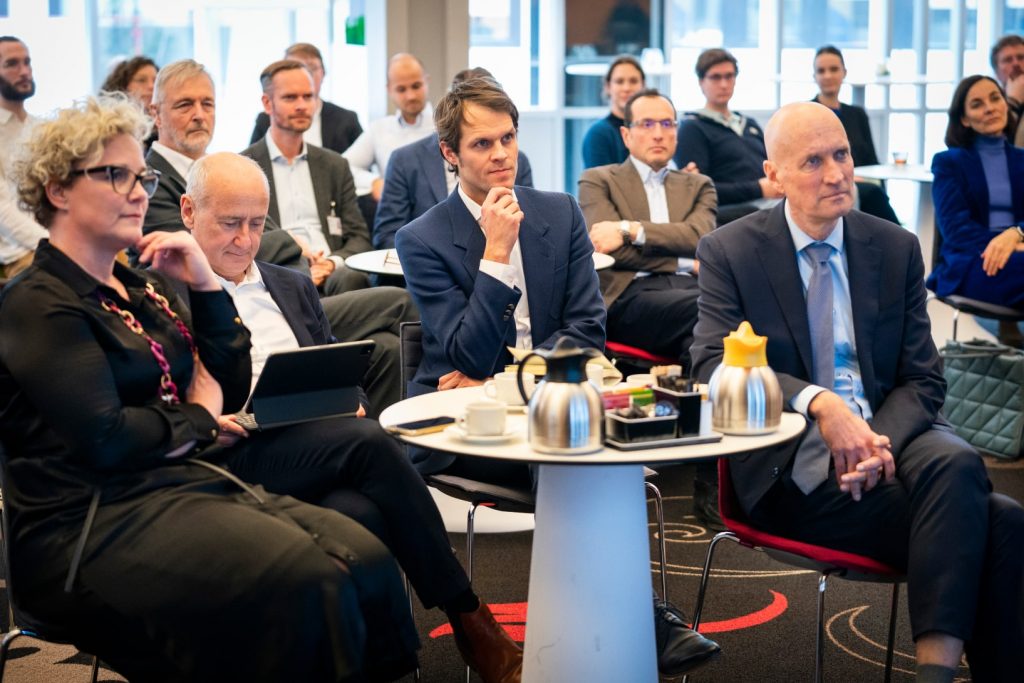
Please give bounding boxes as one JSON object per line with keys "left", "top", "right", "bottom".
{"left": 707, "top": 321, "right": 783, "bottom": 434}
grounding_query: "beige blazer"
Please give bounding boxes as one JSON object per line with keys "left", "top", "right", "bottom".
{"left": 578, "top": 159, "right": 718, "bottom": 307}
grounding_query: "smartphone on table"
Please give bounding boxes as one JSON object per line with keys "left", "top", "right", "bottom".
{"left": 387, "top": 416, "right": 456, "bottom": 436}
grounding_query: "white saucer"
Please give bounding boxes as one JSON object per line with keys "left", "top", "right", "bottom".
{"left": 445, "top": 424, "right": 521, "bottom": 444}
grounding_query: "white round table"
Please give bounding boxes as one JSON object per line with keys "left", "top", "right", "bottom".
{"left": 344, "top": 249, "right": 404, "bottom": 276}
{"left": 346, "top": 248, "right": 615, "bottom": 275}
{"left": 380, "top": 387, "right": 805, "bottom": 682}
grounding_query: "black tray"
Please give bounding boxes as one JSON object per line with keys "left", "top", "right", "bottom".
{"left": 604, "top": 432, "right": 724, "bottom": 451}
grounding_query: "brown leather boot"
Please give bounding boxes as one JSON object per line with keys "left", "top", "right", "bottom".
{"left": 448, "top": 602, "right": 523, "bottom": 683}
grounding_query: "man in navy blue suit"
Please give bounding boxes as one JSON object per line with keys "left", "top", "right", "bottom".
{"left": 691, "top": 102, "right": 1024, "bottom": 683}
{"left": 181, "top": 151, "right": 525, "bottom": 683}
{"left": 374, "top": 132, "right": 533, "bottom": 248}
{"left": 395, "top": 77, "right": 721, "bottom": 678}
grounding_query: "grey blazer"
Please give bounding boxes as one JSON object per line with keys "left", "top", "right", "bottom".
{"left": 578, "top": 160, "right": 717, "bottom": 306}
{"left": 241, "top": 138, "right": 373, "bottom": 259}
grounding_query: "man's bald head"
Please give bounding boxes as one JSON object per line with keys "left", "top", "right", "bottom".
{"left": 387, "top": 52, "right": 428, "bottom": 121}
{"left": 182, "top": 152, "right": 270, "bottom": 283}
{"left": 762, "top": 102, "right": 854, "bottom": 238}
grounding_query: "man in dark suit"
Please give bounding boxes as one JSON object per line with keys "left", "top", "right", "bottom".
{"left": 249, "top": 42, "right": 362, "bottom": 155}
{"left": 691, "top": 102, "right": 1024, "bottom": 683}
{"left": 242, "top": 59, "right": 373, "bottom": 296}
{"left": 140, "top": 59, "right": 301, "bottom": 267}
{"left": 396, "top": 77, "right": 720, "bottom": 677}
{"left": 182, "top": 151, "right": 524, "bottom": 683}
{"left": 374, "top": 132, "right": 533, "bottom": 249}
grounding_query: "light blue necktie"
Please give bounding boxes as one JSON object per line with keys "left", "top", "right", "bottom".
{"left": 804, "top": 242, "right": 835, "bottom": 389}
{"left": 792, "top": 242, "right": 835, "bottom": 494}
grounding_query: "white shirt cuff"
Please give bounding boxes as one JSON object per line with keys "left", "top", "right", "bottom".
{"left": 633, "top": 225, "right": 646, "bottom": 246}
{"left": 791, "top": 385, "right": 828, "bottom": 417}
{"left": 328, "top": 254, "right": 345, "bottom": 269}
{"left": 478, "top": 259, "right": 516, "bottom": 289}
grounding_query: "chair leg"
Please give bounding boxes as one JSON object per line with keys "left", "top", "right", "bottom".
{"left": 644, "top": 481, "right": 668, "bottom": 601}
{"left": 690, "top": 532, "right": 738, "bottom": 630}
{"left": 815, "top": 572, "right": 831, "bottom": 683}
{"left": 404, "top": 574, "right": 421, "bottom": 683}
{"left": 883, "top": 583, "right": 899, "bottom": 683}
{"left": 89, "top": 655, "right": 99, "bottom": 683}
{"left": 682, "top": 532, "right": 738, "bottom": 683}
{"left": 464, "top": 503, "right": 480, "bottom": 683}
{"left": 0, "top": 629, "right": 25, "bottom": 681}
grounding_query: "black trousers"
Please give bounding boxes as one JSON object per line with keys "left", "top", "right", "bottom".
{"left": 748, "top": 425, "right": 1024, "bottom": 683}
{"left": 22, "top": 477, "right": 418, "bottom": 683}
{"left": 223, "top": 416, "right": 471, "bottom": 610}
{"left": 607, "top": 273, "right": 700, "bottom": 369}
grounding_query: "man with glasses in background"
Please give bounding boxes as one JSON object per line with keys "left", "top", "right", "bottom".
{"left": 674, "top": 48, "right": 782, "bottom": 224}
{"left": 0, "top": 36, "right": 45, "bottom": 278}
{"left": 579, "top": 89, "right": 716, "bottom": 370}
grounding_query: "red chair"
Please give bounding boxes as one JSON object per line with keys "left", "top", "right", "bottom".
{"left": 604, "top": 341, "right": 676, "bottom": 376}
{"left": 687, "top": 458, "right": 905, "bottom": 683}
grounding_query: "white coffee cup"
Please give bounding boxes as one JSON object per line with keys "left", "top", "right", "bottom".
{"left": 484, "top": 371, "right": 534, "bottom": 406}
{"left": 458, "top": 400, "right": 506, "bottom": 436}
{"left": 626, "top": 373, "right": 654, "bottom": 387}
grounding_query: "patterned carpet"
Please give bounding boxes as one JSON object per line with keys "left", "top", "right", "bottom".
{"left": 2, "top": 457, "right": 1020, "bottom": 682}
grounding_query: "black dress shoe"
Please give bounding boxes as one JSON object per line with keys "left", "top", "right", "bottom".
{"left": 693, "top": 480, "right": 727, "bottom": 532}
{"left": 654, "top": 599, "right": 721, "bottom": 676}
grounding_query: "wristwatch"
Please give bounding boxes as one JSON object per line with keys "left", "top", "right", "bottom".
{"left": 618, "top": 220, "right": 633, "bottom": 245}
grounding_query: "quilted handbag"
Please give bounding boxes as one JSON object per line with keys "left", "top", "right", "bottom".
{"left": 940, "top": 339, "right": 1024, "bottom": 460}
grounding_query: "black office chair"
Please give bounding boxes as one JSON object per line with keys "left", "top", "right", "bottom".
{"left": 0, "top": 456, "right": 100, "bottom": 682}
{"left": 930, "top": 228, "right": 1024, "bottom": 340}
{"left": 398, "top": 323, "right": 670, "bottom": 681}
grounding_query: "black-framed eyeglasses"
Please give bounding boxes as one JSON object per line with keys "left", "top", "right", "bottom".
{"left": 628, "top": 118, "right": 676, "bottom": 131}
{"left": 69, "top": 165, "right": 161, "bottom": 198}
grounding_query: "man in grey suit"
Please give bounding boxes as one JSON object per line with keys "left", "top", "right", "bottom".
{"left": 691, "top": 102, "right": 1024, "bottom": 683}
{"left": 140, "top": 59, "right": 301, "bottom": 268}
{"left": 579, "top": 89, "right": 716, "bottom": 367}
{"left": 242, "top": 59, "right": 373, "bottom": 296}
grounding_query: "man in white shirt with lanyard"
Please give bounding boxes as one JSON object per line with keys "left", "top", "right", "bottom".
{"left": 242, "top": 59, "right": 373, "bottom": 297}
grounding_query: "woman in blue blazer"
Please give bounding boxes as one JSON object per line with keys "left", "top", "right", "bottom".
{"left": 929, "top": 74, "right": 1024, "bottom": 308}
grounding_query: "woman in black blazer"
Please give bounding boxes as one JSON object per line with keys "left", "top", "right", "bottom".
{"left": 1, "top": 94, "right": 417, "bottom": 681}
{"left": 812, "top": 45, "right": 900, "bottom": 225}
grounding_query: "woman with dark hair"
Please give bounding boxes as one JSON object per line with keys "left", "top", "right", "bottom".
{"left": 1, "top": 94, "right": 420, "bottom": 682}
{"left": 811, "top": 45, "right": 900, "bottom": 225}
{"left": 101, "top": 56, "right": 159, "bottom": 152}
{"left": 100, "top": 55, "right": 158, "bottom": 105}
{"left": 582, "top": 55, "right": 645, "bottom": 168}
{"left": 928, "top": 74, "right": 1024, "bottom": 309}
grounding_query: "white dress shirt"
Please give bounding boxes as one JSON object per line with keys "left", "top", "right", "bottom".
{"left": 457, "top": 184, "right": 532, "bottom": 349}
{"left": 0, "top": 109, "right": 45, "bottom": 262}
{"left": 149, "top": 140, "right": 195, "bottom": 181}
{"left": 626, "top": 156, "right": 695, "bottom": 274}
{"left": 265, "top": 134, "right": 343, "bottom": 268}
{"left": 217, "top": 265, "right": 300, "bottom": 392}
{"left": 343, "top": 104, "right": 434, "bottom": 195}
